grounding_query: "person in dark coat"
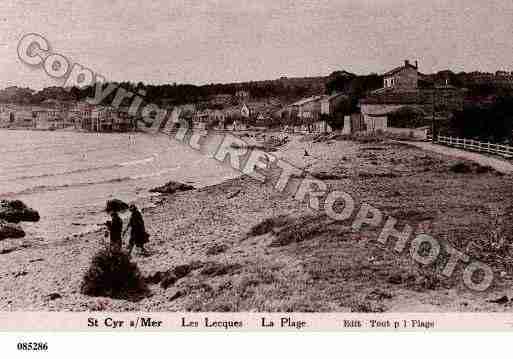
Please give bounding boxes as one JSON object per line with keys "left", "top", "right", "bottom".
{"left": 125, "top": 205, "right": 149, "bottom": 256}
{"left": 105, "top": 210, "right": 123, "bottom": 252}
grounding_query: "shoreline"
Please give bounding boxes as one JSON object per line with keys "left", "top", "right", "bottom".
{"left": 0, "top": 129, "right": 243, "bottom": 242}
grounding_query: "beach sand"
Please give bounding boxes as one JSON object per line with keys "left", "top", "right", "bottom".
{"left": 1, "top": 134, "right": 513, "bottom": 312}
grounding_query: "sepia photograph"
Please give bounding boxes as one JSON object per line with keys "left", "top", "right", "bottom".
{"left": 1, "top": 0, "right": 513, "bottom": 325}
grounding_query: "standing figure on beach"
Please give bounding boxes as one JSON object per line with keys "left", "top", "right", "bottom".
{"left": 125, "top": 205, "right": 149, "bottom": 256}
{"left": 105, "top": 210, "right": 123, "bottom": 252}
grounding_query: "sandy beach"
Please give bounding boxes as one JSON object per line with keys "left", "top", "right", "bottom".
{"left": 1, "top": 133, "right": 513, "bottom": 312}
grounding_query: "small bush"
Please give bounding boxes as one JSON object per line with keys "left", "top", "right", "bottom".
{"left": 80, "top": 249, "right": 149, "bottom": 300}
{"left": 248, "top": 214, "right": 333, "bottom": 247}
{"left": 449, "top": 161, "right": 498, "bottom": 175}
{"left": 309, "top": 171, "right": 346, "bottom": 180}
{"left": 149, "top": 181, "right": 195, "bottom": 194}
{"left": 247, "top": 215, "right": 289, "bottom": 237}
{"left": 449, "top": 162, "right": 474, "bottom": 173}
{"left": 270, "top": 215, "right": 330, "bottom": 247}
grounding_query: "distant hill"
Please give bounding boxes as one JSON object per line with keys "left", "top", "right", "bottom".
{"left": 2, "top": 68, "right": 512, "bottom": 107}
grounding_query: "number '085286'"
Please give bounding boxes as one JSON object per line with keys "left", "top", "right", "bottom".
{"left": 17, "top": 342, "right": 48, "bottom": 351}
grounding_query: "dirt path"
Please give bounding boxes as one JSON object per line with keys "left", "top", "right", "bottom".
{"left": 400, "top": 141, "right": 513, "bottom": 174}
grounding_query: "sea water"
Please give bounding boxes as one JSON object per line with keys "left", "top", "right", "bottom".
{"left": 0, "top": 130, "right": 239, "bottom": 241}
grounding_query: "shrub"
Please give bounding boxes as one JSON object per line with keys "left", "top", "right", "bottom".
{"left": 270, "top": 215, "right": 328, "bottom": 247}
{"left": 449, "top": 161, "right": 474, "bottom": 173}
{"left": 80, "top": 249, "right": 148, "bottom": 300}
{"left": 247, "top": 215, "right": 290, "bottom": 237}
{"left": 149, "top": 181, "right": 195, "bottom": 194}
{"left": 449, "top": 161, "right": 497, "bottom": 175}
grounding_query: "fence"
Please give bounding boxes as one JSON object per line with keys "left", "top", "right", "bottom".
{"left": 429, "top": 135, "right": 513, "bottom": 158}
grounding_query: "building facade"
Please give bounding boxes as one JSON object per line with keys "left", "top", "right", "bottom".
{"left": 383, "top": 60, "right": 419, "bottom": 91}
{"left": 321, "top": 93, "right": 348, "bottom": 116}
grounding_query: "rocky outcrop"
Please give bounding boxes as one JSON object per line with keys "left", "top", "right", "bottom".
{"left": 0, "top": 220, "right": 25, "bottom": 241}
{"left": 0, "top": 200, "right": 40, "bottom": 224}
{"left": 149, "top": 181, "right": 195, "bottom": 195}
{"left": 0, "top": 200, "right": 39, "bottom": 241}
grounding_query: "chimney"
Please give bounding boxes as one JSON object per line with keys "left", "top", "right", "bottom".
{"left": 405, "top": 60, "right": 410, "bottom": 67}
{"left": 415, "top": 60, "right": 418, "bottom": 69}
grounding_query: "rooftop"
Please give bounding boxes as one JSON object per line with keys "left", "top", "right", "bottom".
{"left": 290, "top": 95, "right": 324, "bottom": 107}
{"left": 384, "top": 60, "right": 419, "bottom": 77}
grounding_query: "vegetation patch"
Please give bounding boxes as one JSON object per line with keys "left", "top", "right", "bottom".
{"left": 309, "top": 171, "right": 347, "bottom": 180}
{"left": 247, "top": 215, "right": 290, "bottom": 237}
{"left": 80, "top": 249, "right": 149, "bottom": 300}
{"left": 150, "top": 181, "right": 195, "bottom": 194}
{"left": 449, "top": 161, "right": 499, "bottom": 175}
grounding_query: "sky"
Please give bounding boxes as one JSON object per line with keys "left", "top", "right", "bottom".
{"left": 1, "top": 0, "right": 513, "bottom": 89}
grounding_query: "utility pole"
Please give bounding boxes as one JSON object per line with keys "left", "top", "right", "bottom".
{"left": 431, "top": 87, "right": 436, "bottom": 143}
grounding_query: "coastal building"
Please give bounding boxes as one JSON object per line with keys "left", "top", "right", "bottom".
{"left": 309, "top": 120, "right": 333, "bottom": 133}
{"left": 192, "top": 109, "right": 226, "bottom": 130}
{"left": 0, "top": 104, "right": 16, "bottom": 127}
{"left": 193, "top": 110, "right": 210, "bottom": 130}
{"left": 241, "top": 103, "right": 251, "bottom": 118}
{"left": 112, "top": 108, "right": 134, "bottom": 132}
{"left": 321, "top": 93, "right": 348, "bottom": 116}
{"left": 212, "top": 110, "right": 227, "bottom": 130}
{"left": 161, "top": 107, "right": 183, "bottom": 134}
{"left": 69, "top": 102, "right": 93, "bottom": 130}
{"left": 90, "top": 107, "right": 115, "bottom": 132}
{"left": 290, "top": 95, "right": 324, "bottom": 122}
{"left": 10, "top": 107, "right": 35, "bottom": 128}
{"left": 256, "top": 113, "right": 268, "bottom": 123}
{"left": 235, "top": 90, "right": 250, "bottom": 102}
{"left": 383, "top": 60, "right": 419, "bottom": 90}
{"left": 281, "top": 95, "right": 334, "bottom": 134}
{"left": 33, "top": 108, "right": 54, "bottom": 129}
{"left": 176, "top": 105, "right": 195, "bottom": 129}
{"left": 342, "top": 114, "right": 366, "bottom": 135}
{"left": 66, "top": 103, "right": 135, "bottom": 132}
{"left": 359, "top": 60, "right": 419, "bottom": 134}
{"left": 229, "top": 119, "right": 247, "bottom": 131}
{"left": 358, "top": 60, "right": 465, "bottom": 138}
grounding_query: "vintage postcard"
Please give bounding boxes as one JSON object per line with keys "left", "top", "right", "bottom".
{"left": 1, "top": 0, "right": 513, "bottom": 339}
